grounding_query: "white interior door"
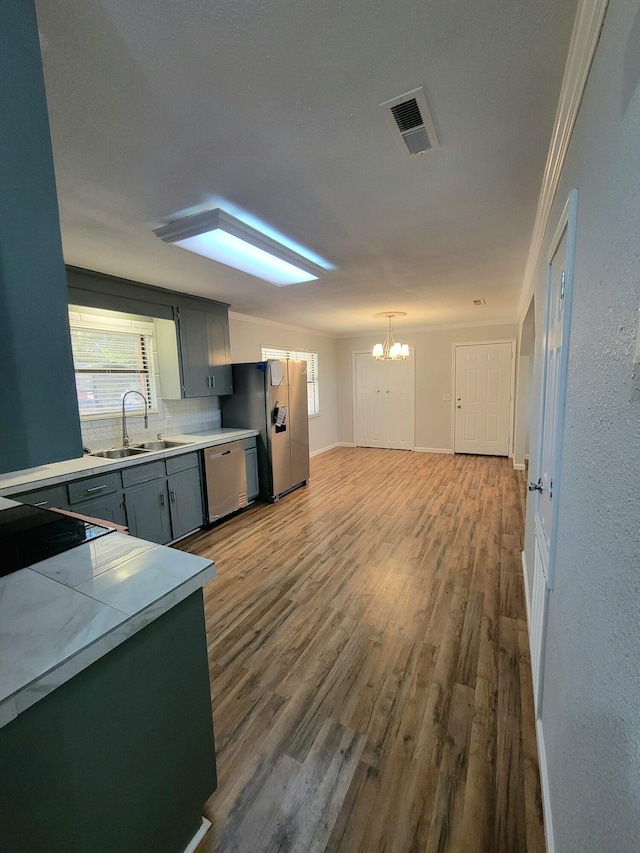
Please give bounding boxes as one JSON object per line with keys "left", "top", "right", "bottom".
{"left": 454, "top": 342, "right": 514, "bottom": 455}
{"left": 529, "top": 189, "right": 577, "bottom": 715}
{"left": 355, "top": 352, "right": 414, "bottom": 450}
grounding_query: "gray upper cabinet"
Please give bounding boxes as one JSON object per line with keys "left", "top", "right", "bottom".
{"left": 66, "top": 267, "right": 233, "bottom": 401}
{"left": 177, "top": 307, "right": 232, "bottom": 398}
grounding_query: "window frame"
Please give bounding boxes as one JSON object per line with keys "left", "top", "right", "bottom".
{"left": 261, "top": 346, "right": 320, "bottom": 416}
{"left": 69, "top": 312, "right": 158, "bottom": 421}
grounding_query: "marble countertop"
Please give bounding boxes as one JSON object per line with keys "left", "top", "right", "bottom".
{"left": 0, "top": 427, "right": 259, "bottom": 495}
{"left": 0, "top": 496, "right": 215, "bottom": 729}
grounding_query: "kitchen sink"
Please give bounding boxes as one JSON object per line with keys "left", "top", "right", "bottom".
{"left": 90, "top": 447, "right": 151, "bottom": 459}
{"left": 132, "top": 439, "right": 193, "bottom": 451}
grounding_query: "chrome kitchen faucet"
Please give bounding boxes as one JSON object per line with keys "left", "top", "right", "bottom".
{"left": 121, "top": 390, "right": 148, "bottom": 447}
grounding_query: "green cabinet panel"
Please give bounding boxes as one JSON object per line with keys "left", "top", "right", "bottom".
{"left": 125, "top": 480, "right": 172, "bottom": 544}
{"left": 0, "top": 0, "right": 83, "bottom": 475}
{"left": 177, "top": 307, "right": 232, "bottom": 398}
{"left": 168, "top": 467, "right": 204, "bottom": 540}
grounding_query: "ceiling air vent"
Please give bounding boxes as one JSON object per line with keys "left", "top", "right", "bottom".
{"left": 380, "top": 87, "right": 440, "bottom": 159}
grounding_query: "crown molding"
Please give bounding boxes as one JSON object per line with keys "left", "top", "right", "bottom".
{"left": 336, "top": 318, "right": 518, "bottom": 339}
{"left": 228, "top": 311, "right": 335, "bottom": 338}
{"left": 518, "top": 0, "right": 610, "bottom": 321}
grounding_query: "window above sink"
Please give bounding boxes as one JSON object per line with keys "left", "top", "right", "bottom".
{"left": 69, "top": 307, "right": 158, "bottom": 421}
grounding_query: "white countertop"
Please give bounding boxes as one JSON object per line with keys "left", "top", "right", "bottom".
{"left": 0, "top": 496, "right": 215, "bottom": 729}
{"left": 0, "top": 428, "right": 259, "bottom": 495}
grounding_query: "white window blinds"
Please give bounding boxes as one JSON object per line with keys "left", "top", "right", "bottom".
{"left": 261, "top": 347, "right": 320, "bottom": 416}
{"left": 69, "top": 316, "right": 156, "bottom": 419}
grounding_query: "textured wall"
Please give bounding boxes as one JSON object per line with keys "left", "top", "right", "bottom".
{"left": 524, "top": 0, "right": 640, "bottom": 849}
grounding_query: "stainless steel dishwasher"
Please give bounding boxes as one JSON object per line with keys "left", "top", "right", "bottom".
{"left": 204, "top": 440, "right": 248, "bottom": 522}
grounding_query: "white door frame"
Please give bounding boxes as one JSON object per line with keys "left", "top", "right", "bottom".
{"left": 534, "top": 189, "right": 578, "bottom": 593}
{"left": 529, "top": 188, "right": 578, "bottom": 717}
{"left": 352, "top": 349, "right": 415, "bottom": 449}
{"left": 450, "top": 339, "right": 517, "bottom": 456}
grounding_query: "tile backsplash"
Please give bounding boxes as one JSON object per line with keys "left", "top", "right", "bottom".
{"left": 81, "top": 397, "right": 221, "bottom": 451}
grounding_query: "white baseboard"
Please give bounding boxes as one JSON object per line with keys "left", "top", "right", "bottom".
{"left": 522, "top": 550, "right": 531, "bottom": 628}
{"left": 414, "top": 446, "right": 454, "bottom": 454}
{"left": 513, "top": 462, "right": 526, "bottom": 470}
{"left": 310, "top": 442, "right": 353, "bottom": 457}
{"left": 183, "top": 817, "right": 212, "bottom": 853}
{"left": 537, "top": 719, "right": 555, "bottom": 853}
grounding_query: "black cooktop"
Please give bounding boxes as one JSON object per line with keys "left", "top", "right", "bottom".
{"left": 0, "top": 504, "right": 114, "bottom": 578}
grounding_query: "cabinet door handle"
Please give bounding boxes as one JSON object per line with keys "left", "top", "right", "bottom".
{"left": 160, "top": 492, "right": 166, "bottom": 507}
{"left": 170, "top": 490, "right": 176, "bottom": 503}
{"left": 211, "top": 375, "right": 215, "bottom": 388}
{"left": 86, "top": 485, "right": 107, "bottom": 494}
{"left": 34, "top": 500, "right": 48, "bottom": 507}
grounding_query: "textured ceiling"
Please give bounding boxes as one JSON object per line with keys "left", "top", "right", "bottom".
{"left": 36, "top": 0, "right": 578, "bottom": 334}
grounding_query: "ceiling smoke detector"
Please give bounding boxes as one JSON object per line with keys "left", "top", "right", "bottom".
{"left": 380, "top": 87, "right": 440, "bottom": 158}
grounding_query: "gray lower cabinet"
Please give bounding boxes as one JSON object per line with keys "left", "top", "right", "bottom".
{"left": 10, "top": 448, "right": 210, "bottom": 545}
{"left": 166, "top": 452, "right": 204, "bottom": 540}
{"left": 125, "top": 479, "right": 172, "bottom": 544}
{"left": 12, "top": 483, "right": 70, "bottom": 510}
{"left": 75, "top": 493, "right": 127, "bottom": 527}
{"left": 67, "top": 471, "right": 126, "bottom": 528}
{"left": 168, "top": 468, "right": 204, "bottom": 539}
{"left": 122, "top": 454, "right": 203, "bottom": 545}
{"left": 244, "top": 439, "right": 259, "bottom": 501}
{"left": 122, "top": 462, "right": 172, "bottom": 544}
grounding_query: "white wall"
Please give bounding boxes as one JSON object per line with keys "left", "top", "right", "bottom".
{"left": 514, "top": 299, "right": 536, "bottom": 467}
{"left": 524, "top": 1, "right": 640, "bottom": 849}
{"left": 229, "top": 312, "right": 339, "bottom": 455}
{"left": 336, "top": 322, "right": 518, "bottom": 451}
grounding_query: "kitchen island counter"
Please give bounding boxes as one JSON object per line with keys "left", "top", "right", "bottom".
{"left": 0, "top": 495, "right": 218, "bottom": 853}
{"left": 0, "top": 495, "right": 214, "bottom": 728}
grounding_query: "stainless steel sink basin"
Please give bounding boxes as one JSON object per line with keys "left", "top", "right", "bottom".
{"left": 91, "top": 447, "right": 151, "bottom": 459}
{"left": 133, "top": 439, "right": 193, "bottom": 451}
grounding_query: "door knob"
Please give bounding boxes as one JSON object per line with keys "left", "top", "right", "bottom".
{"left": 528, "top": 479, "right": 543, "bottom": 492}
{"left": 456, "top": 404, "right": 461, "bottom": 408}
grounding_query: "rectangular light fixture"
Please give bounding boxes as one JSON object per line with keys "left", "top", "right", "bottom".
{"left": 153, "top": 209, "right": 324, "bottom": 286}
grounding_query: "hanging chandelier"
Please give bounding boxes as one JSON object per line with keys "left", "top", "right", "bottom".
{"left": 372, "top": 312, "right": 410, "bottom": 360}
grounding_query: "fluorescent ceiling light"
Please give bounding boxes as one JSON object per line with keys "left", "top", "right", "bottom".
{"left": 154, "top": 209, "right": 325, "bottom": 286}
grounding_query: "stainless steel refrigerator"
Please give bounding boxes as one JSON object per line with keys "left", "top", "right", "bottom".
{"left": 220, "top": 360, "right": 310, "bottom": 501}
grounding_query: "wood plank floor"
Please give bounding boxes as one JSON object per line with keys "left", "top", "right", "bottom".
{"left": 177, "top": 447, "right": 544, "bottom": 853}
